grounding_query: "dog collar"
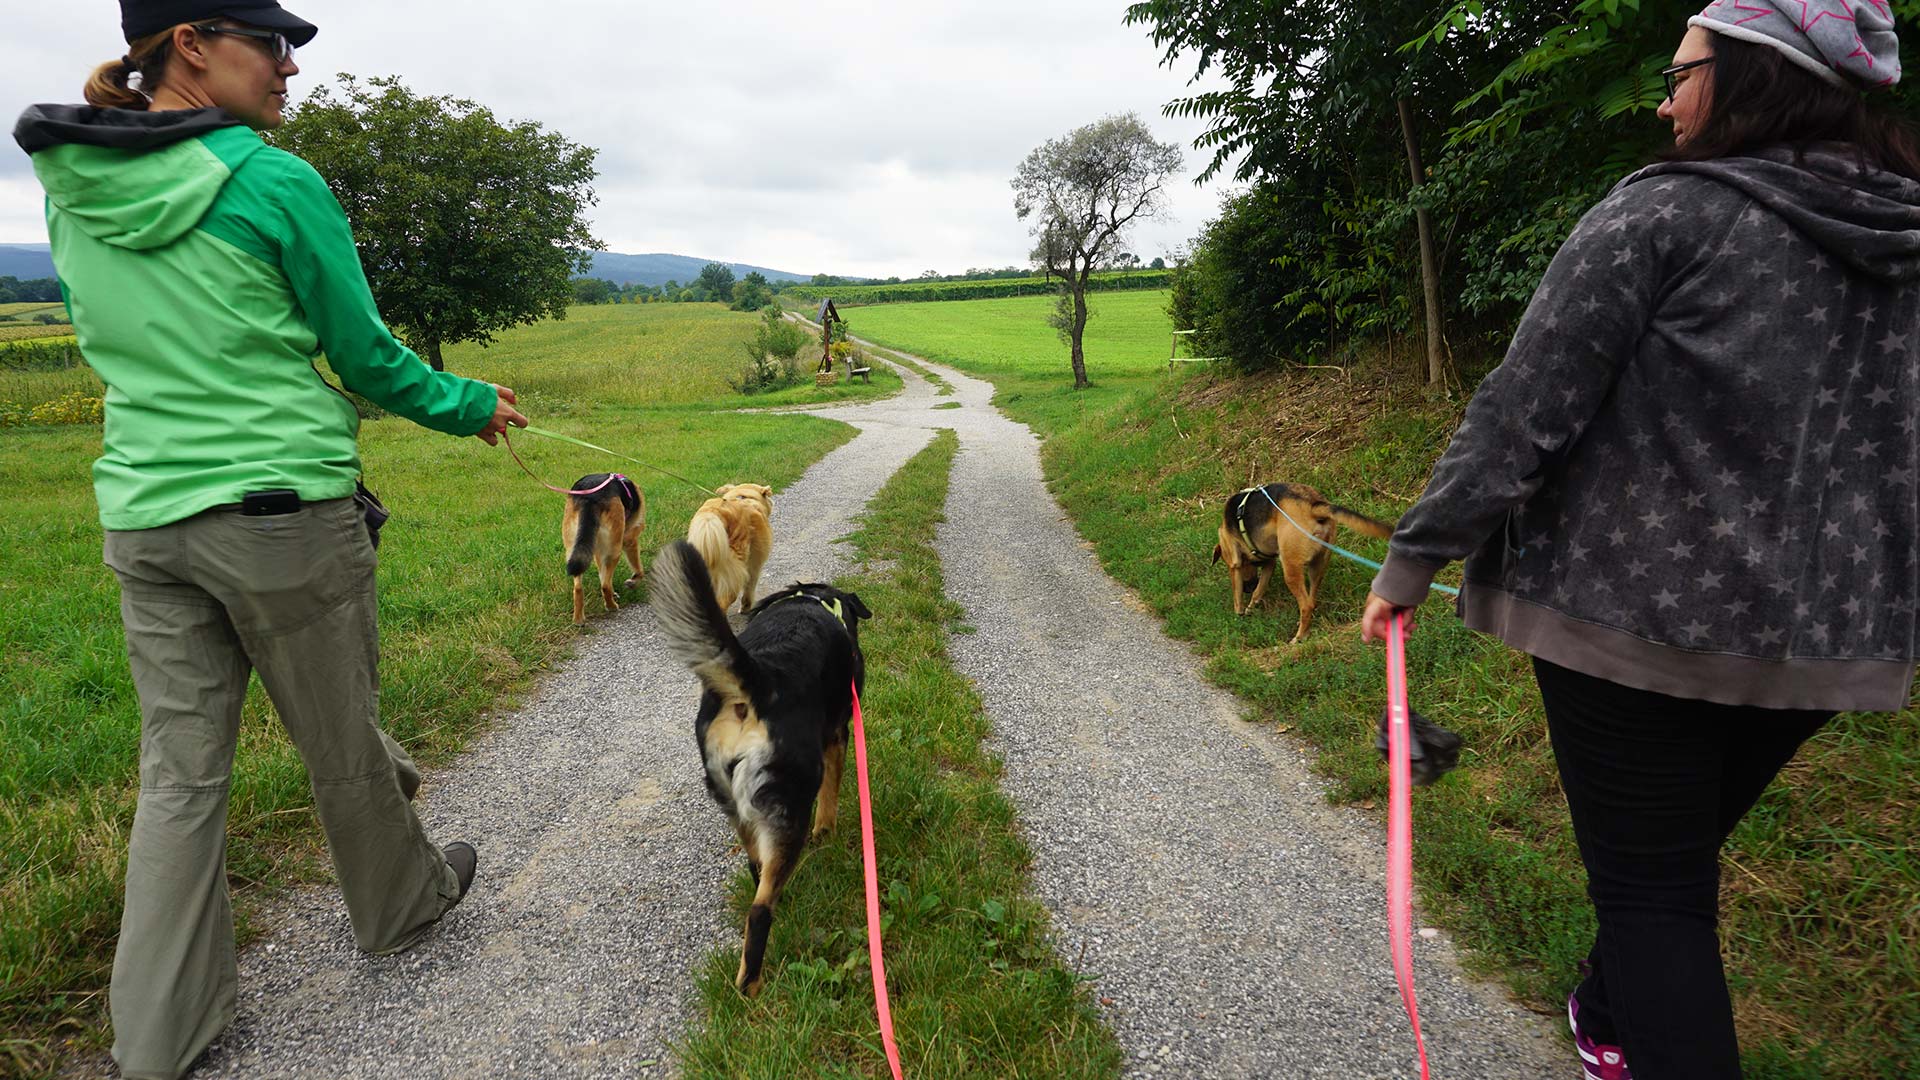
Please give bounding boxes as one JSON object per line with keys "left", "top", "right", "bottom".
{"left": 764, "top": 590, "right": 847, "bottom": 627}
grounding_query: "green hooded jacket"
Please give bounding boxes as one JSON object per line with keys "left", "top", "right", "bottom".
{"left": 12, "top": 105, "right": 498, "bottom": 530}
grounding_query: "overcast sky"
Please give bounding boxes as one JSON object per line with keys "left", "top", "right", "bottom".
{"left": 3, "top": 1, "right": 1238, "bottom": 279}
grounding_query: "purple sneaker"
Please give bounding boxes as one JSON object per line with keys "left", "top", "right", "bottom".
{"left": 1568, "top": 992, "right": 1632, "bottom": 1080}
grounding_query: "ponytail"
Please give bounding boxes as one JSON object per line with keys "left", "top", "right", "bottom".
{"left": 82, "top": 29, "right": 175, "bottom": 111}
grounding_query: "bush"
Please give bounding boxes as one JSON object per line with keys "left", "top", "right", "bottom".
{"left": 728, "top": 349, "right": 800, "bottom": 395}
{"left": 0, "top": 339, "right": 85, "bottom": 372}
{"left": 26, "top": 391, "right": 103, "bottom": 425}
{"left": 761, "top": 310, "right": 807, "bottom": 360}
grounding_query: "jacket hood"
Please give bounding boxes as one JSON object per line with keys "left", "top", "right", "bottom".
{"left": 1622, "top": 146, "right": 1920, "bottom": 282}
{"left": 14, "top": 104, "right": 256, "bottom": 251}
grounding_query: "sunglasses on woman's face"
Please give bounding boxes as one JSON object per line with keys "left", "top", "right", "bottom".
{"left": 1661, "top": 57, "right": 1714, "bottom": 102}
{"left": 193, "top": 24, "right": 295, "bottom": 65}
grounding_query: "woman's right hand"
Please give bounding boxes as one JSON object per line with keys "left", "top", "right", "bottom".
{"left": 475, "top": 385, "right": 528, "bottom": 446}
{"left": 1360, "top": 592, "right": 1416, "bottom": 643}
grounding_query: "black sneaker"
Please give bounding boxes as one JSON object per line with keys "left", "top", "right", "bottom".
{"left": 443, "top": 842, "right": 477, "bottom": 901}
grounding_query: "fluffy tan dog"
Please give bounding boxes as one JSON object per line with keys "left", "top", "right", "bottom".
{"left": 686, "top": 483, "right": 773, "bottom": 613}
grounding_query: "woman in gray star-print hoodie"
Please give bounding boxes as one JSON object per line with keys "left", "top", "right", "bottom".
{"left": 1371, "top": 143, "right": 1920, "bottom": 712}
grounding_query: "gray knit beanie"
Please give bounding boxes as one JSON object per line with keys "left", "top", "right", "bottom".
{"left": 1690, "top": 0, "right": 1902, "bottom": 89}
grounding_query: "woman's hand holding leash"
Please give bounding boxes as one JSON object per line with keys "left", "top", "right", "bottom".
{"left": 476, "top": 385, "right": 529, "bottom": 446}
{"left": 1361, "top": 592, "right": 1415, "bottom": 643}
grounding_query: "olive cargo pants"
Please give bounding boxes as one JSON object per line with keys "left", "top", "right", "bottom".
{"left": 102, "top": 498, "right": 460, "bottom": 1080}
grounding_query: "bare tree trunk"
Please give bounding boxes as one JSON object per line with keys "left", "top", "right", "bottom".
{"left": 421, "top": 337, "right": 445, "bottom": 372}
{"left": 1070, "top": 270, "right": 1090, "bottom": 390}
{"left": 1397, "top": 98, "right": 1445, "bottom": 388}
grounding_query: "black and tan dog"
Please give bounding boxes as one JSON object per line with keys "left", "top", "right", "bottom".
{"left": 562, "top": 473, "right": 644, "bottom": 624}
{"left": 1212, "top": 482, "right": 1395, "bottom": 643}
{"left": 649, "top": 538, "right": 871, "bottom": 996}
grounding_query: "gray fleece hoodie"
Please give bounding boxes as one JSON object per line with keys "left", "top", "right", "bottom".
{"left": 1373, "top": 146, "right": 1920, "bottom": 711}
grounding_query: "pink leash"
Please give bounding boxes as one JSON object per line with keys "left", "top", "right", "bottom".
{"left": 850, "top": 683, "right": 905, "bottom": 1080}
{"left": 1384, "top": 611, "right": 1433, "bottom": 1078}
{"left": 500, "top": 429, "right": 625, "bottom": 496}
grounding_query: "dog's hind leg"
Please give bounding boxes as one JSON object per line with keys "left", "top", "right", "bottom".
{"left": 621, "top": 527, "right": 644, "bottom": 587}
{"left": 736, "top": 830, "right": 802, "bottom": 997}
{"left": 811, "top": 742, "right": 845, "bottom": 839}
{"left": 740, "top": 559, "right": 763, "bottom": 614}
{"left": 571, "top": 577, "right": 586, "bottom": 625}
{"left": 597, "top": 549, "right": 620, "bottom": 614}
{"left": 1282, "top": 559, "right": 1316, "bottom": 644}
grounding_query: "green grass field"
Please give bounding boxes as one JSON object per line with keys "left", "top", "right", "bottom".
{"left": 849, "top": 290, "right": 1174, "bottom": 382}
{"left": 0, "top": 301, "right": 883, "bottom": 1076}
{"left": 856, "top": 297, "right": 1918, "bottom": 1079}
{"left": 680, "top": 431, "right": 1120, "bottom": 1079}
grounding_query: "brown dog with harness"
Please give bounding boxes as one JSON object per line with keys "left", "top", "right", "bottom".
{"left": 1212, "top": 482, "right": 1395, "bottom": 643}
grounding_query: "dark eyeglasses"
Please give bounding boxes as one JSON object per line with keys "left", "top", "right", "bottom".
{"left": 1660, "top": 57, "right": 1714, "bottom": 102}
{"left": 193, "top": 24, "right": 295, "bottom": 64}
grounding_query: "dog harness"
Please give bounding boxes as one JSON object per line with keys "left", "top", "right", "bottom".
{"left": 1234, "top": 486, "right": 1279, "bottom": 563}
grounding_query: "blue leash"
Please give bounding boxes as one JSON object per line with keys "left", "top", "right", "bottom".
{"left": 1255, "top": 486, "right": 1461, "bottom": 598}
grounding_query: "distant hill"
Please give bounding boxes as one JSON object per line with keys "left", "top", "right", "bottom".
{"left": 583, "top": 252, "right": 812, "bottom": 287}
{"left": 0, "top": 244, "right": 54, "bottom": 280}
{"left": 0, "top": 242, "right": 817, "bottom": 288}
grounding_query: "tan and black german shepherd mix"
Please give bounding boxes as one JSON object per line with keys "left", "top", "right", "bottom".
{"left": 561, "top": 473, "right": 644, "bottom": 624}
{"left": 687, "top": 482, "right": 774, "bottom": 614}
{"left": 1212, "top": 482, "right": 1395, "bottom": 643}
{"left": 649, "top": 538, "right": 871, "bottom": 997}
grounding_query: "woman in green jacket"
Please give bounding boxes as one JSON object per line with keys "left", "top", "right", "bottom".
{"left": 13, "top": 3, "right": 527, "bottom": 1076}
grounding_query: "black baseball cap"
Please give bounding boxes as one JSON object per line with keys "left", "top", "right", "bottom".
{"left": 121, "top": 2, "right": 318, "bottom": 47}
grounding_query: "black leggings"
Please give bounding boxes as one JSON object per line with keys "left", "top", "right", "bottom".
{"left": 1532, "top": 658, "right": 1832, "bottom": 1080}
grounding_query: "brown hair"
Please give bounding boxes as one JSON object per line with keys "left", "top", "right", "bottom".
{"left": 82, "top": 28, "right": 177, "bottom": 110}
{"left": 1663, "top": 34, "right": 1920, "bottom": 182}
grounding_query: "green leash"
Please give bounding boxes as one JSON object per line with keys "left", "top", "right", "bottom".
{"left": 509, "top": 425, "right": 718, "bottom": 496}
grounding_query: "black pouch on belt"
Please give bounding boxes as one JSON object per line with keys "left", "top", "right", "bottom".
{"left": 1375, "top": 705, "right": 1463, "bottom": 787}
{"left": 353, "top": 480, "right": 390, "bottom": 549}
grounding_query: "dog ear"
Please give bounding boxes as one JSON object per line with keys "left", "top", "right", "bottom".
{"left": 841, "top": 591, "right": 873, "bottom": 623}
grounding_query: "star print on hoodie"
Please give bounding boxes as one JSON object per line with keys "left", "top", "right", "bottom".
{"left": 1373, "top": 145, "right": 1920, "bottom": 711}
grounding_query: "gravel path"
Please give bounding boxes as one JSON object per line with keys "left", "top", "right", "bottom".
{"left": 75, "top": 343, "right": 1561, "bottom": 1079}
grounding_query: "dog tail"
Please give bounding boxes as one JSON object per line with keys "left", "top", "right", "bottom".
{"left": 650, "top": 539, "right": 755, "bottom": 699}
{"left": 687, "top": 508, "right": 747, "bottom": 602}
{"left": 1330, "top": 504, "right": 1396, "bottom": 539}
{"left": 564, "top": 494, "right": 600, "bottom": 578}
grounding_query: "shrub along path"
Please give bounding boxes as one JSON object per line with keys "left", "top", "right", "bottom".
{"left": 68, "top": 345, "right": 1558, "bottom": 1079}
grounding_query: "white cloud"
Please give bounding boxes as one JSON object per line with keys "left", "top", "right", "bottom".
{"left": 2, "top": 1, "right": 1236, "bottom": 278}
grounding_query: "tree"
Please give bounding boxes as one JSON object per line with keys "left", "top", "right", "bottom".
{"left": 1012, "top": 113, "right": 1182, "bottom": 389}
{"left": 696, "top": 262, "right": 736, "bottom": 301}
{"left": 571, "top": 278, "right": 614, "bottom": 305}
{"left": 271, "top": 75, "right": 601, "bottom": 371}
{"left": 730, "top": 271, "right": 773, "bottom": 312}
{"left": 1149, "top": 256, "right": 1166, "bottom": 270}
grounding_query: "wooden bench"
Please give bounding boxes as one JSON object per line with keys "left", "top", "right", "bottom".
{"left": 848, "top": 362, "right": 872, "bottom": 384}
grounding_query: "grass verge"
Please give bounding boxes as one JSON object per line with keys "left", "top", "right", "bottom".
{"left": 678, "top": 429, "right": 1121, "bottom": 1080}
{"left": 855, "top": 299, "right": 1917, "bottom": 1079}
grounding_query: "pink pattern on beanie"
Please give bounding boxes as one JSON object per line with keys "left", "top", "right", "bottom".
{"left": 1692, "top": 0, "right": 1902, "bottom": 88}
